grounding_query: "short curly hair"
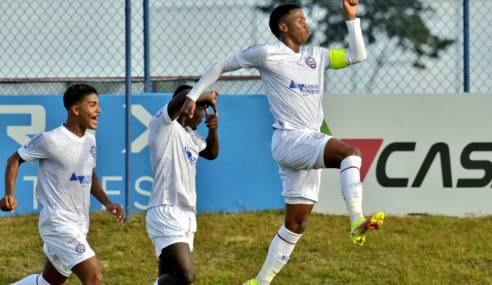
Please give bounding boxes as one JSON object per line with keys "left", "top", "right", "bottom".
{"left": 63, "top": 84, "right": 99, "bottom": 110}
{"left": 269, "top": 3, "right": 301, "bottom": 38}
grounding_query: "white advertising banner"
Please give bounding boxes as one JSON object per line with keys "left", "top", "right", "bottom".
{"left": 313, "top": 93, "right": 492, "bottom": 217}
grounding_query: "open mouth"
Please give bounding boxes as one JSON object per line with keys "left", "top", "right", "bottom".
{"left": 91, "top": 116, "right": 99, "bottom": 125}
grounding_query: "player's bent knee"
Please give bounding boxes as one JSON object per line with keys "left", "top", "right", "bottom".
{"left": 177, "top": 268, "right": 196, "bottom": 284}
{"left": 85, "top": 272, "right": 103, "bottom": 285}
{"left": 345, "top": 146, "right": 361, "bottom": 158}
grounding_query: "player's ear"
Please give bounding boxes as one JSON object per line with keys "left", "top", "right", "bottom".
{"left": 279, "top": 22, "right": 288, "bottom": 34}
{"left": 71, "top": 104, "right": 80, "bottom": 115}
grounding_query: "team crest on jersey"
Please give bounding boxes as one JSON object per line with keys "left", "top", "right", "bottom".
{"left": 23, "top": 133, "right": 44, "bottom": 149}
{"left": 90, "top": 146, "right": 97, "bottom": 158}
{"left": 184, "top": 146, "right": 197, "bottom": 165}
{"left": 315, "top": 133, "right": 325, "bottom": 139}
{"left": 191, "top": 133, "right": 197, "bottom": 145}
{"left": 305, "top": 57, "right": 316, "bottom": 69}
{"left": 75, "top": 244, "right": 86, "bottom": 253}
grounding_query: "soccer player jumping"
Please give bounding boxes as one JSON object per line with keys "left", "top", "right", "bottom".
{"left": 181, "top": 1, "right": 384, "bottom": 284}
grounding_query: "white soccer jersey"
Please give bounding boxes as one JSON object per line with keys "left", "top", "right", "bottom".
{"left": 17, "top": 125, "right": 97, "bottom": 235}
{"left": 186, "top": 19, "right": 365, "bottom": 131}
{"left": 147, "top": 104, "right": 207, "bottom": 211}
{"left": 236, "top": 42, "right": 330, "bottom": 131}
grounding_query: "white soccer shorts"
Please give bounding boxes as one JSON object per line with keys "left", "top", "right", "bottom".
{"left": 271, "top": 129, "right": 332, "bottom": 202}
{"left": 41, "top": 229, "right": 95, "bottom": 277}
{"left": 146, "top": 205, "right": 197, "bottom": 259}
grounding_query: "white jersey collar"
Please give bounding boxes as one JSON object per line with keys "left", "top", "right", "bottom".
{"left": 60, "top": 123, "right": 87, "bottom": 142}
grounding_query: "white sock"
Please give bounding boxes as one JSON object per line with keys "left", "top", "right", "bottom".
{"left": 11, "top": 274, "right": 49, "bottom": 285}
{"left": 256, "top": 224, "right": 302, "bottom": 285}
{"left": 340, "top": 156, "right": 364, "bottom": 223}
{"left": 37, "top": 274, "right": 50, "bottom": 285}
{"left": 152, "top": 277, "right": 159, "bottom": 285}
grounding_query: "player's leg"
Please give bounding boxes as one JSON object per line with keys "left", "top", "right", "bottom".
{"left": 154, "top": 242, "right": 196, "bottom": 285}
{"left": 71, "top": 256, "right": 103, "bottom": 285}
{"left": 40, "top": 257, "right": 69, "bottom": 285}
{"left": 40, "top": 229, "right": 98, "bottom": 284}
{"left": 320, "top": 137, "right": 364, "bottom": 223}
{"left": 248, "top": 202, "right": 312, "bottom": 285}
{"left": 10, "top": 264, "right": 59, "bottom": 285}
{"left": 320, "top": 138, "right": 384, "bottom": 245}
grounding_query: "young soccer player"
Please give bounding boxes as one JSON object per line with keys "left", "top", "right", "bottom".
{"left": 0, "top": 84, "right": 125, "bottom": 285}
{"left": 146, "top": 85, "right": 219, "bottom": 285}
{"left": 180, "top": 1, "right": 384, "bottom": 284}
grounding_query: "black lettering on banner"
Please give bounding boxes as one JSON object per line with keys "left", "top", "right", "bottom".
{"left": 376, "top": 142, "right": 416, "bottom": 187}
{"left": 457, "top": 143, "right": 492, "bottom": 188}
{"left": 411, "top": 143, "right": 452, "bottom": 188}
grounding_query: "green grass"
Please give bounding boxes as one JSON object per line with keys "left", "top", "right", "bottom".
{"left": 1, "top": 211, "right": 492, "bottom": 285}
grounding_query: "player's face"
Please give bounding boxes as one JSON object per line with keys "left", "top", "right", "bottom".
{"left": 77, "top": 93, "right": 101, "bottom": 130}
{"left": 189, "top": 106, "right": 205, "bottom": 130}
{"left": 283, "top": 9, "right": 310, "bottom": 45}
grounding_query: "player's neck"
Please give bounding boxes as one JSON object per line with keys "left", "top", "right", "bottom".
{"left": 63, "top": 120, "right": 86, "bottom": 137}
{"left": 281, "top": 38, "right": 301, "bottom": 53}
{"left": 177, "top": 115, "right": 187, "bottom": 129}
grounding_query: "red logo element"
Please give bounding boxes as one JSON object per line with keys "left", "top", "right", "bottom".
{"left": 341, "top": 139, "right": 383, "bottom": 182}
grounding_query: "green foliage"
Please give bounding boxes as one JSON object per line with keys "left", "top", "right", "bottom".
{"left": 1, "top": 211, "right": 492, "bottom": 284}
{"left": 257, "top": 0, "right": 455, "bottom": 69}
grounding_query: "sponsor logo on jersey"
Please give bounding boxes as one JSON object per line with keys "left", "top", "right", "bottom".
{"left": 242, "top": 44, "right": 264, "bottom": 52}
{"left": 75, "top": 244, "right": 86, "bottom": 253}
{"left": 289, "top": 80, "right": 320, "bottom": 96}
{"left": 305, "top": 56, "right": 316, "bottom": 69}
{"left": 70, "top": 172, "right": 92, "bottom": 186}
{"left": 184, "top": 146, "right": 197, "bottom": 165}
{"left": 155, "top": 110, "right": 163, "bottom": 117}
{"left": 23, "top": 133, "right": 44, "bottom": 149}
{"left": 90, "top": 146, "right": 97, "bottom": 158}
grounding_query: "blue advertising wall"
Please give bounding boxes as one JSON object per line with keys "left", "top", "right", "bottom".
{"left": 0, "top": 94, "right": 284, "bottom": 216}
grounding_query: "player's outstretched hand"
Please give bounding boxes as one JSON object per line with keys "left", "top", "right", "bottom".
{"left": 182, "top": 97, "right": 196, "bottom": 119}
{"left": 105, "top": 203, "right": 125, "bottom": 225}
{"left": 343, "top": 0, "right": 358, "bottom": 20}
{"left": 0, "top": 195, "right": 18, "bottom": 213}
{"left": 204, "top": 108, "right": 218, "bottom": 130}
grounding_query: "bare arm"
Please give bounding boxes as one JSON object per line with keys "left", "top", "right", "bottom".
{"left": 91, "top": 170, "right": 125, "bottom": 225}
{"left": 168, "top": 90, "right": 220, "bottom": 122}
{"left": 199, "top": 108, "right": 219, "bottom": 160}
{"left": 167, "top": 89, "right": 192, "bottom": 121}
{"left": 0, "top": 151, "right": 25, "bottom": 212}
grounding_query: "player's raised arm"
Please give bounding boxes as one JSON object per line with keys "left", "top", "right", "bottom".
{"left": 199, "top": 107, "right": 219, "bottom": 160}
{"left": 0, "top": 151, "right": 25, "bottom": 213}
{"left": 90, "top": 170, "right": 125, "bottom": 225}
{"left": 343, "top": 0, "right": 358, "bottom": 20}
{"left": 167, "top": 87, "right": 192, "bottom": 121}
{"left": 330, "top": 0, "right": 366, "bottom": 70}
{"left": 182, "top": 54, "right": 242, "bottom": 119}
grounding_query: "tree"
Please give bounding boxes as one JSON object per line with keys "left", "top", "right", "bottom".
{"left": 257, "top": 0, "right": 455, "bottom": 92}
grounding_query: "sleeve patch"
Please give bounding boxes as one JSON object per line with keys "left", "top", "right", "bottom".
{"left": 329, "top": 49, "right": 349, "bottom": 70}
{"left": 23, "top": 133, "right": 44, "bottom": 149}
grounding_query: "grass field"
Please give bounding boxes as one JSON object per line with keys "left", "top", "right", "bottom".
{"left": 1, "top": 211, "right": 491, "bottom": 285}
